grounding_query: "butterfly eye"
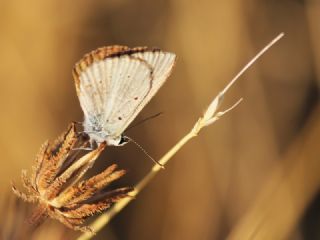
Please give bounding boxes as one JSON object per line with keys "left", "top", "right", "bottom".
{"left": 118, "top": 135, "right": 130, "bottom": 146}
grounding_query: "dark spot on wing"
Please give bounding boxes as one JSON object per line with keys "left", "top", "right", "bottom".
{"left": 108, "top": 47, "right": 149, "bottom": 58}
{"left": 134, "top": 97, "right": 138, "bottom": 100}
{"left": 118, "top": 117, "right": 122, "bottom": 120}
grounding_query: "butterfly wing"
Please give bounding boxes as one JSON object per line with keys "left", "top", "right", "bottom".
{"left": 73, "top": 46, "right": 176, "bottom": 139}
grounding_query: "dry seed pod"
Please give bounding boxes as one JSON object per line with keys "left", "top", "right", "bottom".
{"left": 12, "top": 123, "right": 133, "bottom": 233}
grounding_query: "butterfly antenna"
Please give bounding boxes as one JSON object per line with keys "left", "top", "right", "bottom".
{"left": 126, "top": 136, "right": 165, "bottom": 169}
{"left": 126, "top": 112, "right": 163, "bottom": 132}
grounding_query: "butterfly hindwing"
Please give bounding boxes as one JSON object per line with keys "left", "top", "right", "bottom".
{"left": 114, "top": 51, "right": 176, "bottom": 134}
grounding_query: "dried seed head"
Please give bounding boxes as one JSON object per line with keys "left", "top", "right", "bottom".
{"left": 12, "top": 123, "right": 133, "bottom": 233}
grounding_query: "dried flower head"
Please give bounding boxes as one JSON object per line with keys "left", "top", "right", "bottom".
{"left": 12, "top": 123, "right": 133, "bottom": 233}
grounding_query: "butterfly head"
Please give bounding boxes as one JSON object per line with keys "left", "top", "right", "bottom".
{"left": 117, "top": 135, "right": 130, "bottom": 146}
{"left": 100, "top": 134, "right": 130, "bottom": 146}
{"left": 86, "top": 131, "right": 130, "bottom": 147}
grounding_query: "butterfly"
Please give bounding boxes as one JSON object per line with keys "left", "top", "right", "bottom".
{"left": 72, "top": 45, "right": 176, "bottom": 147}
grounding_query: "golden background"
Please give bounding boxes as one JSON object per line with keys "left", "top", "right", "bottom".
{"left": 1, "top": 0, "right": 320, "bottom": 239}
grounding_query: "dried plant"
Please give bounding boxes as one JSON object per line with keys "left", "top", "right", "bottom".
{"left": 12, "top": 123, "right": 133, "bottom": 233}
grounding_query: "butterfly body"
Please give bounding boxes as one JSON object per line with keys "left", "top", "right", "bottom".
{"left": 73, "top": 45, "right": 176, "bottom": 146}
{"left": 83, "top": 116, "right": 125, "bottom": 146}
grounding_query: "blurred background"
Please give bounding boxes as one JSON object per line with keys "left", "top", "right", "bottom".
{"left": 1, "top": 0, "right": 320, "bottom": 239}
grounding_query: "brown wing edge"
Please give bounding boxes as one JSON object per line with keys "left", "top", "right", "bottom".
{"left": 72, "top": 45, "right": 165, "bottom": 95}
